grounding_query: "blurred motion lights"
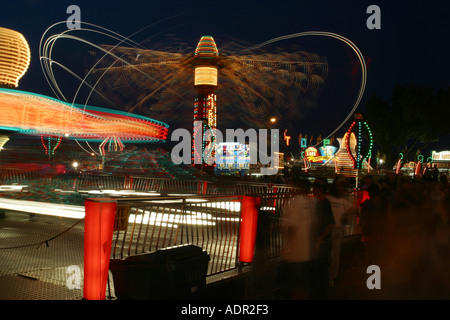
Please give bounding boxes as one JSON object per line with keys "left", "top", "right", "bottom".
{"left": 0, "top": 88, "right": 169, "bottom": 146}
{"left": 0, "top": 27, "right": 31, "bottom": 88}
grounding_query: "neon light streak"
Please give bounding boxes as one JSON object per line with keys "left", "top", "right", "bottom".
{"left": 284, "top": 129, "right": 291, "bottom": 146}
{"left": 0, "top": 88, "right": 169, "bottom": 144}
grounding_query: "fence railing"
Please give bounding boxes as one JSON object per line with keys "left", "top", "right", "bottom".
{"left": 73, "top": 173, "right": 301, "bottom": 195}
{"left": 108, "top": 191, "right": 359, "bottom": 277}
{"left": 110, "top": 195, "right": 244, "bottom": 276}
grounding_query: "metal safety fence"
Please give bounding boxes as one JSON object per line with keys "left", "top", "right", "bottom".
{"left": 110, "top": 195, "right": 244, "bottom": 276}
{"left": 107, "top": 189, "right": 359, "bottom": 277}
{"left": 73, "top": 173, "right": 300, "bottom": 196}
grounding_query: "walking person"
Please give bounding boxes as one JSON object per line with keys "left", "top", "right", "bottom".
{"left": 311, "top": 178, "right": 335, "bottom": 299}
{"left": 360, "top": 183, "right": 384, "bottom": 265}
{"left": 279, "top": 179, "right": 316, "bottom": 299}
{"left": 326, "top": 177, "right": 357, "bottom": 288}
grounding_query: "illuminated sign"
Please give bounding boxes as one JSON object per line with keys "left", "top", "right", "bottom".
{"left": 305, "top": 147, "right": 319, "bottom": 160}
{"left": 432, "top": 151, "right": 450, "bottom": 161}
{"left": 216, "top": 143, "right": 249, "bottom": 164}
{"left": 215, "top": 142, "right": 250, "bottom": 173}
{"left": 195, "top": 66, "right": 218, "bottom": 86}
{"left": 320, "top": 145, "right": 337, "bottom": 159}
{"left": 283, "top": 129, "right": 291, "bottom": 146}
{"left": 305, "top": 146, "right": 337, "bottom": 163}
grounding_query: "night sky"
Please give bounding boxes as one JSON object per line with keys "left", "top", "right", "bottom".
{"left": 1, "top": 0, "right": 449, "bottom": 157}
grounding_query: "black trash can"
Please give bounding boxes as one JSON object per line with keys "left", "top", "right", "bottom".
{"left": 109, "top": 245, "right": 210, "bottom": 300}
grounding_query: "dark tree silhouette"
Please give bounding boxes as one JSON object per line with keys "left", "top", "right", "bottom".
{"left": 364, "top": 85, "right": 450, "bottom": 167}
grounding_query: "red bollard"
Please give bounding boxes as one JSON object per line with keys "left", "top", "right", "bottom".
{"left": 83, "top": 198, "right": 116, "bottom": 300}
{"left": 239, "top": 196, "right": 260, "bottom": 263}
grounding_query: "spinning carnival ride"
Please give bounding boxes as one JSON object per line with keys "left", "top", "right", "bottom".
{"left": 0, "top": 27, "right": 169, "bottom": 158}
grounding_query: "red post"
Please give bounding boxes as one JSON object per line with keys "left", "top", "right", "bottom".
{"left": 239, "top": 196, "right": 260, "bottom": 263}
{"left": 83, "top": 198, "right": 116, "bottom": 300}
{"left": 272, "top": 187, "right": 278, "bottom": 215}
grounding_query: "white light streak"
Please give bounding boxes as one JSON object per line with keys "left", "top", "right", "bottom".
{"left": 0, "top": 198, "right": 85, "bottom": 219}
{"left": 0, "top": 195, "right": 241, "bottom": 227}
{"left": 247, "top": 31, "right": 367, "bottom": 146}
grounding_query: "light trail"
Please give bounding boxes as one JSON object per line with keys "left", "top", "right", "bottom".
{"left": 0, "top": 88, "right": 169, "bottom": 152}
{"left": 39, "top": 24, "right": 366, "bottom": 151}
{"left": 0, "top": 198, "right": 85, "bottom": 219}
{"left": 246, "top": 31, "right": 367, "bottom": 145}
{"left": 39, "top": 21, "right": 191, "bottom": 109}
{"left": 0, "top": 194, "right": 241, "bottom": 226}
{"left": 40, "top": 22, "right": 329, "bottom": 130}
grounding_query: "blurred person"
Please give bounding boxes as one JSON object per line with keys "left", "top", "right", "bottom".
{"left": 361, "top": 174, "right": 375, "bottom": 191}
{"left": 326, "top": 177, "right": 357, "bottom": 288}
{"left": 387, "top": 180, "right": 450, "bottom": 298}
{"left": 360, "top": 183, "right": 384, "bottom": 265}
{"left": 378, "top": 181, "right": 395, "bottom": 236}
{"left": 423, "top": 164, "right": 433, "bottom": 182}
{"left": 439, "top": 174, "right": 448, "bottom": 188}
{"left": 279, "top": 179, "right": 316, "bottom": 299}
{"left": 432, "top": 164, "right": 439, "bottom": 182}
{"left": 439, "top": 175, "right": 450, "bottom": 225}
{"left": 311, "top": 178, "right": 335, "bottom": 299}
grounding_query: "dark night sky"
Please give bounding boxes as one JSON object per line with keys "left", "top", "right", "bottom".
{"left": 1, "top": 0, "right": 449, "bottom": 156}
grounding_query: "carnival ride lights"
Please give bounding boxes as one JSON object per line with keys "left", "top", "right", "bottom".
{"left": 0, "top": 27, "right": 30, "bottom": 154}
{"left": 415, "top": 154, "right": 424, "bottom": 177}
{"left": 41, "top": 135, "right": 62, "bottom": 158}
{"left": 0, "top": 88, "right": 169, "bottom": 155}
{"left": 0, "top": 27, "right": 31, "bottom": 88}
{"left": 345, "top": 114, "right": 373, "bottom": 169}
{"left": 48, "top": 22, "right": 329, "bottom": 131}
{"left": 0, "top": 135, "right": 9, "bottom": 150}
{"left": 193, "top": 36, "right": 219, "bottom": 165}
{"left": 248, "top": 31, "right": 367, "bottom": 145}
{"left": 39, "top": 22, "right": 368, "bottom": 158}
{"left": 395, "top": 153, "right": 403, "bottom": 175}
{"left": 0, "top": 26, "right": 169, "bottom": 158}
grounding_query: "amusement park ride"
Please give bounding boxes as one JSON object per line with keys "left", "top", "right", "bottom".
{"left": 7, "top": 24, "right": 440, "bottom": 181}
{"left": 0, "top": 27, "right": 169, "bottom": 163}
{"left": 0, "top": 25, "right": 378, "bottom": 181}
{"left": 298, "top": 113, "right": 373, "bottom": 179}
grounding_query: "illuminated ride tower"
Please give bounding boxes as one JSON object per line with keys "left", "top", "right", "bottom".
{"left": 192, "top": 36, "right": 219, "bottom": 167}
{"left": 0, "top": 27, "right": 31, "bottom": 151}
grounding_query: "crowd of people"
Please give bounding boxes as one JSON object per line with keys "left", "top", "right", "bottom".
{"left": 279, "top": 171, "right": 450, "bottom": 299}
{"left": 360, "top": 172, "right": 450, "bottom": 298}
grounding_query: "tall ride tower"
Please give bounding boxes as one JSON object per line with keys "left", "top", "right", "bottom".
{"left": 192, "top": 36, "right": 219, "bottom": 165}
{"left": 0, "top": 27, "right": 31, "bottom": 152}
